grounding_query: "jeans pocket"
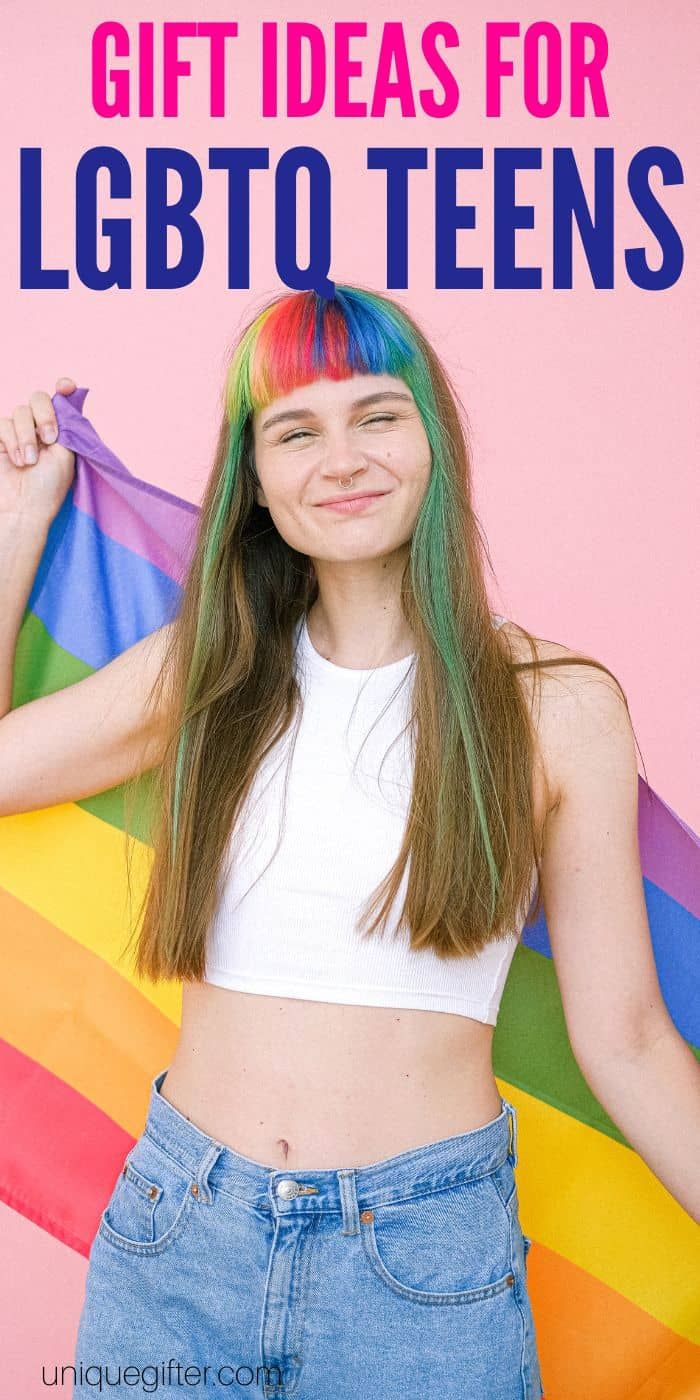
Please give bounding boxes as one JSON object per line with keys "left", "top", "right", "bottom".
{"left": 359, "top": 1170, "right": 516, "bottom": 1306}
{"left": 98, "top": 1132, "right": 198, "bottom": 1257}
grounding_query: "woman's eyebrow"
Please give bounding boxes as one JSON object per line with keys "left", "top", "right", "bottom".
{"left": 260, "top": 390, "right": 414, "bottom": 433}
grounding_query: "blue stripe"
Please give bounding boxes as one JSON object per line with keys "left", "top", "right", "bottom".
{"left": 27, "top": 499, "right": 182, "bottom": 669}
{"left": 522, "top": 877, "right": 698, "bottom": 1045}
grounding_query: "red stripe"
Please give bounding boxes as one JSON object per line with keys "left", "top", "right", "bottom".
{"left": 0, "top": 1039, "right": 134, "bottom": 1258}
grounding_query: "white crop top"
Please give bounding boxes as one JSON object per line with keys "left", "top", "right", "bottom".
{"left": 204, "top": 612, "right": 531, "bottom": 1024}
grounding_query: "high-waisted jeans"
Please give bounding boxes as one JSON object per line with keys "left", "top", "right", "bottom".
{"left": 72, "top": 1067, "right": 545, "bottom": 1399}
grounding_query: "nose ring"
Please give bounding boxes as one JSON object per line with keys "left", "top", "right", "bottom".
{"left": 337, "top": 475, "right": 354, "bottom": 488}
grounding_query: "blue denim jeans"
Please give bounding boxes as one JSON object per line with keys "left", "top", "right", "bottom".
{"left": 72, "top": 1067, "right": 545, "bottom": 1399}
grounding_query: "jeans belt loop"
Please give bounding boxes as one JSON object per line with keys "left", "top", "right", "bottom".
{"left": 507, "top": 1102, "right": 518, "bottom": 1168}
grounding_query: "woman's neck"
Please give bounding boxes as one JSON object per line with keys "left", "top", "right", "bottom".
{"left": 307, "top": 544, "right": 416, "bottom": 668}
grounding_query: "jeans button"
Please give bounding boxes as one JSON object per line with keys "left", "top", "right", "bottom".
{"left": 276, "top": 1179, "right": 300, "bottom": 1199}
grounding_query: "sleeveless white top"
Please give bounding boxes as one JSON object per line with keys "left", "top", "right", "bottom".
{"left": 204, "top": 612, "right": 529, "bottom": 1025}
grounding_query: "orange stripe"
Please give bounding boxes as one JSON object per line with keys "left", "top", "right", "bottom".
{"left": 0, "top": 887, "right": 178, "bottom": 1137}
{"left": 529, "top": 1242, "right": 700, "bottom": 1399}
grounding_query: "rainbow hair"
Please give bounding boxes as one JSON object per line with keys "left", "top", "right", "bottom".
{"left": 172, "top": 285, "right": 504, "bottom": 908}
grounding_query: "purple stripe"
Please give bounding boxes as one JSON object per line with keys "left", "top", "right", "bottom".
{"left": 54, "top": 389, "right": 199, "bottom": 583}
{"left": 72, "top": 466, "right": 197, "bottom": 585}
{"left": 638, "top": 778, "right": 700, "bottom": 921}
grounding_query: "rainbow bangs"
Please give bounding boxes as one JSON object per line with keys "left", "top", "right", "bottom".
{"left": 225, "top": 286, "right": 420, "bottom": 422}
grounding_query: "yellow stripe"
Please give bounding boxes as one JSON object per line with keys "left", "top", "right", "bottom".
{"left": 497, "top": 1079, "right": 700, "bottom": 1345}
{"left": 0, "top": 804, "right": 180, "bottom": 1024}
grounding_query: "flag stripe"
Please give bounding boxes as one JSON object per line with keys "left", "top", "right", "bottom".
{"left": 27, "top": 498, "right": 183, "bottom": 669}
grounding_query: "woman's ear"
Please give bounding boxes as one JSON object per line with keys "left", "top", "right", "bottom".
{"left": 255, "top": 482, "right": 269, "bottom": 509}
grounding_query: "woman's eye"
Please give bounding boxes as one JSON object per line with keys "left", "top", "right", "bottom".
{"left": 280, "top": 414, "right": 395, "bottom": 444}
{"left": 280, "top": 428, "right": 313, "bottom": 443}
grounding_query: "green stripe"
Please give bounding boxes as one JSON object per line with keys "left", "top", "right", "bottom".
{"left": 13, "top": 613, "right": 156, "bottom": 843}
{"left": 14, "top": 611, "right": 93, "bottom": 698}
{"left": 494, "top": 943, "right": 700, "bottom": 1146}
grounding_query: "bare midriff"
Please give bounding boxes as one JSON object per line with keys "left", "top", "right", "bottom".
{"left": 158, "top": 981, "right": 504, "bottom": 1171}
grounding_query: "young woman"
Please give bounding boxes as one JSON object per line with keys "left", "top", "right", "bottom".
{"left": 1, "top": 286, "right": 698, "bottom": 1400}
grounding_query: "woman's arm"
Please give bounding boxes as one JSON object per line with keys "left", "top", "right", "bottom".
{"left": 537, "top": 660, "right": 700, "bottom": 1222}
{"left": 0, "top": 381, "right": 177, "bottom": 816}
{"left": 0, "top": 617, "right": 176, "bottom": 817}
{"left": 0, "top": 381, "right": 76, "bottom": 718}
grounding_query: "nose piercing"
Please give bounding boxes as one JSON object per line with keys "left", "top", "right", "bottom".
{"left": 337, "top": 475, "right": 354, "bottom": 488}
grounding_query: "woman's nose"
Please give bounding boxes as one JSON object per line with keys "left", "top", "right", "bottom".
{"left": 318, "top": 440, "right": 369, "bottom": 479}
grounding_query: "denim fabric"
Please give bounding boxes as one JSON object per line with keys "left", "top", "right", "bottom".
{"left": 72, "top": 1068, "right": 545, "bottom": 1399}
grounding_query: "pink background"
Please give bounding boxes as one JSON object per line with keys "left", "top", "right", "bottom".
{"left": 0, "top": 3, "right": 697, "bottom": 1390}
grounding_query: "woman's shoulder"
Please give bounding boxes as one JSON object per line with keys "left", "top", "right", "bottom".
{"left": 498, "top": 616, "right": 623, "bottom": 688}
{"left": 496, "top": 617, "right": 632, "bottom": 810}
{"left": 496, "top": 616, "right": 582, "bottom": 662}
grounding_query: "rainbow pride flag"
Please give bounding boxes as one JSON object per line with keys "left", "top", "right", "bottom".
{"left": 1, "top": 388, "right": 698, "bottom": 1398}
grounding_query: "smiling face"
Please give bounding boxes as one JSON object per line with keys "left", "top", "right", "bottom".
{"left": 251, "top": 372, "right": 432, "bottom": 564}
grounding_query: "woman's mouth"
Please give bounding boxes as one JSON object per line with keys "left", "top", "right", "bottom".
{"left": 315, "top": 492, "right": 389, "bottom": 514}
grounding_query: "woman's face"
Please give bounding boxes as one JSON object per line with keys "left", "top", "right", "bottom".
{"left": 251, "top": 373, "right": 432, "bottom": 564}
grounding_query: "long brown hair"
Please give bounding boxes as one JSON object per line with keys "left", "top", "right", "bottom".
{"left": 122, "top": 285, "right": 638, "bottom": 984}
